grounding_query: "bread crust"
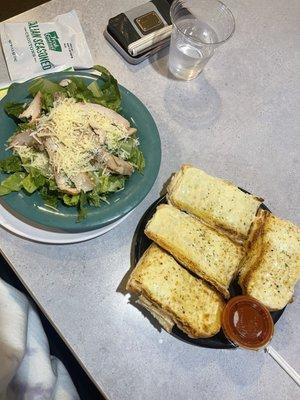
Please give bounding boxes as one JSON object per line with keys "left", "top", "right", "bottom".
{"left": 167, "top": 164, "right": 263, "bottom": 243}
{"left": 144, "top": 204, "right": 244, "bottom": 298}
{"left": 127, "top": 244, "right": 225, "bottom": 338}
{"left": 238, "top": 211, "right": 300, "bottom": 310}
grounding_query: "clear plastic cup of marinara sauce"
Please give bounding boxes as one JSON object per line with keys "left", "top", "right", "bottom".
{"left": 222, "top": 295, "right": 274, "bottom": 350}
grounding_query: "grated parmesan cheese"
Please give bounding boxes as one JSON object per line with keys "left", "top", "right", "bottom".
{"left": 36, "top": 98, "right": 129, "bottom": 178}
{"left": 16, "top": 145, "right": 52, "bottom": 177}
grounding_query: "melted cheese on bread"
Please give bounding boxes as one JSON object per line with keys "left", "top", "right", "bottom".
{"left": 167, "top": 165, "right": 262, "bottom": 242}
{"left": 127, "top": 244, "right": 225, "bottom": 338}
{"left": 144, "top": 204, "right": 244, "bottom": 298}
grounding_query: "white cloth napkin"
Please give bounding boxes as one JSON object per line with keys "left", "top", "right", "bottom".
{"left": 0, "top": 278, "right": 80, "bottom": 399}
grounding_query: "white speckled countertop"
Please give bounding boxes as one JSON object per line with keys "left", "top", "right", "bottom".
{"left": 0, "top": 0, "right": 299, "bottom": 399}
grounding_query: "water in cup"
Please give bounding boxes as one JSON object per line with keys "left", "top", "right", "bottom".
{"left": 168, "top": 19, "right": 218, "bottom": 80}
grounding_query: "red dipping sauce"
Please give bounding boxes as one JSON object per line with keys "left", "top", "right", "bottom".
{"left": 222, "top": 295, "right": 274, "bottom": 350}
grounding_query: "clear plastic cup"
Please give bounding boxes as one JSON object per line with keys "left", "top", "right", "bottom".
{"left": 168, "top": 0, "right": 235, "bottom": 80}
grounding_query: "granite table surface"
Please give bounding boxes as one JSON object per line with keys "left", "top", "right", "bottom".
{"left": 0, "top": 0, "right": 299, "bottom": 399}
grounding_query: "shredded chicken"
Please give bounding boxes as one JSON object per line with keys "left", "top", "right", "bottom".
{"left": 70, "top": 173, "right": 95, "bottom": 192}
{"left": 44, "top": 138, "right": 79, "bottom": 195}
{"left": 11, "top": 97, "right": 140, "bottom": 195}
{"left": 59, "top": 79, "right": 72, "bottom": 87}
{"left": 90, "top": 123, "right": 106, "bottom": 145}
{"left": 77, "top": 103, "right": 130, "bottom": 129}
{"left": 93, "top": 149, "right": 133, "bottom": 176}
{"left": 55, "top": 172, "right": 80, "bottom": 195}
{"left": 19, "top": 91, "right": 42, "bottom": 122}
{"left": 9, "top": 129, "right": 44, "bottom": 152}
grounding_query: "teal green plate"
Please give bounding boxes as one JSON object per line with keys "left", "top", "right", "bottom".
{"left": 0, "top": 71, "right": 161, "bottom": 233}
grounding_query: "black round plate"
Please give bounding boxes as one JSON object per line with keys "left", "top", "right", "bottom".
{"left": 133, "top": 194, "right": 285, "bottom": 349}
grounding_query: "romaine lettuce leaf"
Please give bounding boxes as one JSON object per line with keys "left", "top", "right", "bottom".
{"left": 88, "top": 175, "right": 125, "bottom": 207}
{"left": 38, "top": 178, "right": 59, "bottom": 207}
{"left": 118, "top": 138, "right": 136, "bottom": 158}
{"left": 22, "top": 175, "right": 37, "bottom": 193}
{"left": 48, "top": 179, "right": 58, "bottom": 191}
{"left": 128, "top": 147, "right": 145, "bottom": 172}
{"left": 87, "top": 65, "right": 121, "bottom": 111}
{"left": 29, "top": 78, "right": 65, "bottom": 111}
{"left": 68, "top": 77, "right": 97, "bottom": 103}
{"left": 17, "top": 122, "right": 37, "bottom": 132}
{"left": 4, "top": 102, "right": 26, "bottom": 120}
{"left": 77, "top": 192, "right": 87, "bottom": 222}
{"left": 117, "top": 138, "right": 144, "bottom": 171}
{"left": 0, "top": 172, "right": 26, "bottom": 195}
{"left": 87, "top": 191, "right": 102, "bottom": 207}
{"left": 96, "top": 175, "right": 125, "bottom": 193}
{"left": 39, "top": 185, "right": 59, "bottom": 208}
{"left": 63, "top": 194, "right": 80, "bottom": 206}
{"left": 22, "top": 168, "right": 46, "bottom": 194}
{"left": 87, "top": 81, "right": 102, "bottom": 97}
{"left": 26, "top": 65, "right": 121, "bottom": 113}
{"left": 0, "top": 155, "right": 24, "bottom": 173}
{"left": 29, "top": 78, "right": 64, "bottom": 97}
